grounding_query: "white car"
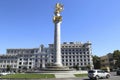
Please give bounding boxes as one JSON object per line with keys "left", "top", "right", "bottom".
{"left": 0, "top": 72, "right": 9, "bottom": 76}
{"left": 88, "top": 69, "right": 111, "bottom": 80}
{"left": 0, "top": 72, "right": 14, "bottom": 76}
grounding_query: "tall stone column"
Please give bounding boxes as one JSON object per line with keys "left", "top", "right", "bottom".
{"left": 53, "top": 3, "right": 63, "bottom": 67}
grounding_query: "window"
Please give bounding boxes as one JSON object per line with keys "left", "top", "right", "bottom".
{"left": 7, "top": 60, "right": 10, "bottom": 63}
{"left": 73, "top": 63, "right": 75, "bottom": 66}
{"left": 29, "top": 62, "right": 32, "bottom": 65}
{"left": 24, "top": 58, "right": 28, "bottom": 61}
{"left": 19, "top": 62, "right": 22, "bottom": 65}
{"left": 87, "top": 59, "right": 89, "bottom": 62}
{"left": 86, "top": 48, "right": 89, "bottom": 51}
{"left": 69, "top": 52, "right": 71, "bottom": 54}
{"left": 4, "top": 60, "right": 6, "bottom": 63}
{"left": 81, "top": 63, "right": 83, "bottom": 65}
{"left": 35, "top": 59, "right": 38, "bottom": 62}
{"left": 88, "top": 70, "right": 95, "bottom": 73}
{"left": 0, "top": 60, "right": 3, "bottom": 63}
{"left": 15, "top": 61, "right": 17, "bottom": 63}
{"left": 97, "top": 70, "right": 104, "bottom": 73}
{"left": 51, "top": 56, "right": 53, "bottom": 58}
{"left": 52, "top": 60, "right": 53, "bottom": 62}
{"left": 66, "top": 63, "right": 68, "bottom": 65}
{"left": 14, "top": 65, "right": 17, "bottom": 67}
{"left": 29, "top": 66, "right": 31, "bottom": 69}
{"left": 11, "top": 60, "right": 13, "bottom": 63}
{"left": 19, "top": 66, "right": 21, "bottom": 69}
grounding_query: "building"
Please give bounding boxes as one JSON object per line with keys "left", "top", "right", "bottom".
{"left": 49, "top": 41, "right": 93, "bottom": 69}
{"left": 0, "top": 41, "right": 93, "bottom": 72}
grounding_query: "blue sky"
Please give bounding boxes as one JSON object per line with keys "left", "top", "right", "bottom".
{"left": 0, "top": 0, "right": 120, "bottom": 56}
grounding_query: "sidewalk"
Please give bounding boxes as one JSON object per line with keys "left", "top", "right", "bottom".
{"left": 55, "top": 73, "right": 75, "bottom": 78}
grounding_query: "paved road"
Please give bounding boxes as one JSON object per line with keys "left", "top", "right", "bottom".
{"left": 1, "top": 76, "right": 119, "bottom": 80}
{"left": 40, "top": 76, "right": 120, "bottom": 80}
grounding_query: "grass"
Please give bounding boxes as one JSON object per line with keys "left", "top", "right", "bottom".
{"left": 1, "top": 73, "right": 55, "bottom": 79}
{"left": 74, "top": 74, "right": 88, "bottom": 77}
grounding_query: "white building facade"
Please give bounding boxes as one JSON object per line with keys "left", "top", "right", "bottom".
{"left": 0, "top": 42, "right": 93, "bottom": 72}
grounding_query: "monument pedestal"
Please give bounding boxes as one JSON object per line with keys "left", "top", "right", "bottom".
{"left": 44, "top": 66, "right": 70, "bottom": 71}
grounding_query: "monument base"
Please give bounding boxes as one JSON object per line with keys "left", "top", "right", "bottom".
{"left": 43, "top": 66, "right": 70, "bottom": 71}
{"left": 26, "top": 64, "right": 73, "bottom": 73}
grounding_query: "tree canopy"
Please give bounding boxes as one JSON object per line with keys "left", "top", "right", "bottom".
{"left": 113, "top": 50, "right": 120, "bottom": 68}
{"left": 93, "top": 55, "right": 101, "bottom": 69}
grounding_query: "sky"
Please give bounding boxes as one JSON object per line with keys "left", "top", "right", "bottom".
{"left": 0, "top": 0, "right": 120, "bottom": 56}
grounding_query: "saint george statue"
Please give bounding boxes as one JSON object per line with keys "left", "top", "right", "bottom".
{"left": 54, "top": 3, "right": 64, "bottom": 14}
{"left": 53, "top": 3, "right": 63, "bottom": 23}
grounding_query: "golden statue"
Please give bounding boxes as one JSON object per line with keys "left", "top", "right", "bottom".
{"left": 55, "top": 3, "right": 64, "bottom": 14}
{"left": 53, "top": 3, "right": 64, "bottom": 23}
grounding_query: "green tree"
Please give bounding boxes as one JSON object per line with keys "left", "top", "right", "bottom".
{"left": 113, "top": 50, "right": 120, "bottom": 68}
{"left": 73, "top": 65, "right": 79, "bottom": 70}
{"left": 86, "top": 64, "right": 92, "bottom": 70}
{"left": 93, "top": 55, "right": 101, "bottom": 69}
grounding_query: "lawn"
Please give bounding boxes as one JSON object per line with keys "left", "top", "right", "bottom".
{"left": 1, "top": 73, "right": 55, "bottom": 79}
{"left": 74, "top": 74, "right": 88, "bottom": 77}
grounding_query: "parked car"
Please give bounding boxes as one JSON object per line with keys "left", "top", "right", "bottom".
{"left": 116, "top": 69, "right": 120, "bottom": 75}
{"left": 88, "top": 69, "right": 111, "bottom": 80}
{"left": 0, "top": 72, "right": 9, "bottom": 76}
{"left": 0, "top": 72, "right": 15, "bottom": 76}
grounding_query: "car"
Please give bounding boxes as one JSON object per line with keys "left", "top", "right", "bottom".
{"left": 0, "top": 72, "right": 9, "bottom": 76}
{"left": 0, "top": 72, "right": 15, "bottom": 76}
{"left": 116, "top": 69, "right": 120, "bottom": 75}
{"left": 88, "top": 69, "right": 111, "bottom": 80}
